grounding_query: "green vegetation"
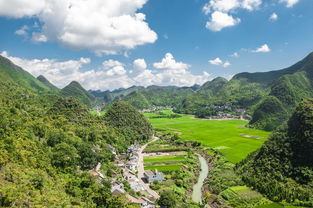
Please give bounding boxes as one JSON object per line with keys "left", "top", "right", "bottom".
{"left": 37, "top": 75, "right": 59, "bottom": 90}
{"left": 0, "top": 55, "right": 51, "bottom": 92}
{"left": 145, "top": 110, "right": 270, "bottom": 163}
{"left": 219, "top": 186, "right": 270, "bottom": 208}
{"left": 104, "top": 101, "right": 153, "bottom": 142}
{"left": 61, "top": 81, "right": 96, "bottom": 107}
{"left": 237, "top": 99, "right": 313, "bottom": 206}
{"left": 143, "top": 139, "right": 200, "bottom": 207}
{"left": 122, "top": 91, "right": 152, "bottom": 109}
{"left": 101, "top": 52, "right": 313, "bottom": 132}
{"left": 0, "top": 71, "right": 149, "bottom": 206}
{"left": 144, "top": 154, "right": 187, "bottom": 172}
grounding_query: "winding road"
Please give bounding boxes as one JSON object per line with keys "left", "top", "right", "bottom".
{"left": 137, "top": 136, "right": 160, "bottom": 200}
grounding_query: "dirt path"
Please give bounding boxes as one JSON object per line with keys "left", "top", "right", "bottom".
{"left": 137, "top": 136, "right": 160, "bottom": 200}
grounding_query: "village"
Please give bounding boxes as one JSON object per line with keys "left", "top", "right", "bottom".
{"left": 88, "top": 141, "right": 164, "bottom": 208}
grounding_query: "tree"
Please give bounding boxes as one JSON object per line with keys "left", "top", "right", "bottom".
{"left": 158, "top": 190, "right": 178, "bottom": 208}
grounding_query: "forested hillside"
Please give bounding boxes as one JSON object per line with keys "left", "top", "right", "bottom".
{"left": 237, "top": 99, "right": 313, "bottom": 206}
{"left": 0, "top": 56, "right": 51, "bottom": 92}
{"left": 61, "top": 81, "right": 96, "bottom": 107}
{"left": 0, "top": 75, "right": 151, "bottom": 206}
{"left": 37, "top": 75, "right": 59, "bottom": 91}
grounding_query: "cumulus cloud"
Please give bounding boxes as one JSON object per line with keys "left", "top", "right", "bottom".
{"left": 153, "top": 53, "right": 190, "bottom": 70}
{"left": 252, "top": 44, "right": 271, "bottom": 53}
{"left": 208, "top": 57, "right": 230, "bottom": 67}
{"left": 269, "top": 13, "right": 278, "bottom": 21}
{"left": 279, "top": 0, "right": 300, "bottom": 7}
{"left": 1, "top": 51, "right": 211, "bottom": 90}
{"left": 203, "top": 0, "right": 262, "bottom": 31}
{"left": 205, "top": 11, "right": 240, "bottom": 32}
{"left": 0, "top": 0, "right": 157, "bottom": 55}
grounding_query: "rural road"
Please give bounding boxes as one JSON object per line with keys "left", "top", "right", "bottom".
{"left": 137, "top": 136, "right": 160, "bottom": 200}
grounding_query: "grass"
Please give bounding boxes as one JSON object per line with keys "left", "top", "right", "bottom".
{"left": 144, "top": 164, "right": 182, "bottom": 172}
{"left": 144, "top": 155, "right": 186, "bottom": 163}
{"left": 145, "top": 110, "right": 271, "bottom": 163}
{"left": 144, "top": 151, "right": 187, "bottom": 172}
{"left": 143, "top": 140, "right": 188, "bottom": 153}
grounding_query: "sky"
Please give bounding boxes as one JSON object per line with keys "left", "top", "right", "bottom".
{"left": 0, "top": 0, "right": 312, "bottom": 91}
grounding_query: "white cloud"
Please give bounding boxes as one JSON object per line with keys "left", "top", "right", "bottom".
{"left": 32, "top": 33, "right": 48, "bottom": 42}
{"left": 230, "top": 52, "right": 239, "bottom": 57}
{"left": 15, "top": 25, "right": 29, "bottom": 36}
{"left": 223, "top": 61, "right": 231, "bottom": 67}
{"left": 269, "top": 13, "right": 278, "bottom": 21}
{"left": 1, "top": 51, "right": 211, "bottom": 90}
{"left": 252, "top": 44, "right": 271, "bottom": 53}
{"left": 241, "top": 0, "right": 261, "bottom": 11}
{"left": 0, "top": 0, "right": 46, "bottom": 18}
{"left": 206, "top": 0, "right": 240, "bottom": 13}
{"left": 279, "top": 0, "right": 300, "bottom": 7}
{"left": 208, "top": 57, "right": 230, "bottom": 67}
{"left": 209, "top": 57, "right": 223, "bottom": 65}
{"left": 0, "top": 0, "right": 157, "bottom": 55}
{"left": 133, "top": 59, "right": 147, "bottom": 70}
{"left": 206, "top": 11, "right": 240, "bottom": 32}
{"left": 203, "top": 0, "right": 262, "bottom": 31}
{"left": 153, "top": 53, "right": 190, "bottom": 70}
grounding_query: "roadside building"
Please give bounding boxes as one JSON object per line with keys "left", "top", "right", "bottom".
{"left": 144, "top": 170, "right": 164, "bottom": 183}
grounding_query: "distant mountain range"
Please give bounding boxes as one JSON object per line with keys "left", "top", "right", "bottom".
{"left": 1, "top": 52, "right": 313, "bottom": 131}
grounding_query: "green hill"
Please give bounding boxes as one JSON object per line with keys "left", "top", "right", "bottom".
{"left": 233, "top": 52, "right": 313, "bottom": 86}
{"left": 237, "top": 99, "right": 313, "bottom": 205}
{"left": 37, "top": 75, "right": 59, "bottom": 91}
{"left": 61, "top": 81, "right": 95, "bottom": 107}
{"left": 122, "top": 91, "right": 152, "bottom": 109}
{"left": 104, "top": 101, "right": 153, "bottom": 142}
{"left": 176, "top": 52, "right": 313, "bottom": 130}
{"left": 0, "top": 55, "right": 51, "bottom": 92}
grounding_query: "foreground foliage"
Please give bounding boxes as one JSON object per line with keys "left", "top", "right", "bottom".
{"left": 237, "top": 99, "right": 313, "bottom": 206}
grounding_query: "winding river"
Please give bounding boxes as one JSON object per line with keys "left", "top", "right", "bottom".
{"left": 192, "top": 155, "right": 209, "bottom": 204}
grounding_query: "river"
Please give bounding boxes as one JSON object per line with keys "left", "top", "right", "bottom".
{"left": 192, "top": 155, "right": 209, "bottom": 204}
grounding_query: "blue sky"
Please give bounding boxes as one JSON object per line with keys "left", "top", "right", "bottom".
{"left": 0, "top": 0, "right": 312, "bottom": 90}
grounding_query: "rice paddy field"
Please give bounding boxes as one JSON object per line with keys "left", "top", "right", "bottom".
{"left": 143, "top": 140, "right": 188, "bottom": 172}
{"left": 144, "top": 110, "right": 271, "bottom": 163}
{"left": 143, "top": 154, "right": 186, "bottom": 172}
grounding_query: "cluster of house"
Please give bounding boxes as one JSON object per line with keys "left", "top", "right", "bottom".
{"left": 111, "top": 144, "right": 164, "bottom": 207}
{"left": 141, "top": 106, "right": 171, "bottom": 112}
{"left": 86, "top": 143, "right": 165, "bottom": 207}
{"left": 203, "top": 104, "right": 252, "bottom": 120}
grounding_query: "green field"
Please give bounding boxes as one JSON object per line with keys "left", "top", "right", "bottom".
{"left": 144, "top": 148, "right": 187, "bottom": 172}
{"left": 144, "top": 155, "right": 186, "bottom": 163}
{"left": 144, "top": 164, "right": 183, "bottom": 172}
{"left": 145, "top": 110, "right": 271, "bottom": 163}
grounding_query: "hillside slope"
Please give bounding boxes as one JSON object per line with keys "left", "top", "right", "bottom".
{"left": 37, "top": 75, "right": 59, "bottom": 91}
{"left": 0, "top": 55, "right": 51, "bottom": 92}
{"left": 61, "top": 81, "right": 95, "bottom": 107}
{"left": 237, "top": 99, "right": 313, "bottom": 205}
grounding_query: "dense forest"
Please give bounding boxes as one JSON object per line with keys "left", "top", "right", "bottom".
{"left": 0, "top": 58, "right": 153, "bottom": 206}
{"left": 237, "top": 99, "right": 313, "bottom": 206}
